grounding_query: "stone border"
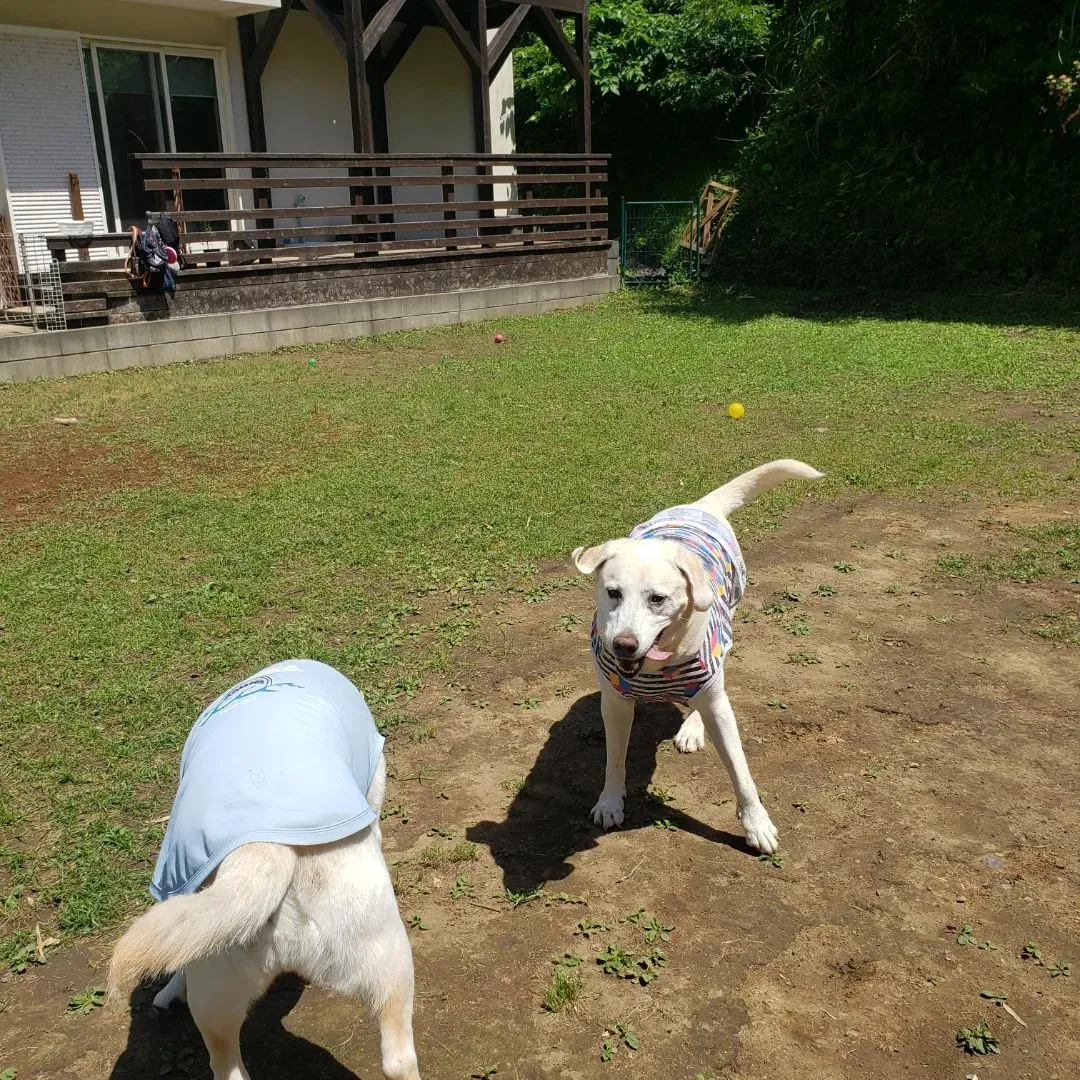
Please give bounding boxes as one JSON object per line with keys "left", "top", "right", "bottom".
{"left": 0, "top": 272, "right": 619, "bottom": 384}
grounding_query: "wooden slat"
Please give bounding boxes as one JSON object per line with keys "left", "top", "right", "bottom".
{"left": 145, "top": 172, "right": 606, "bottom": 191}
{"left": 159, "top": 198, "right": 606, "bottom": 223}
{"left": 133, "top": 152, "right": 609, "bottom": 167}
{"left": 178, "top": 213, "right": 606, "bottom": 243}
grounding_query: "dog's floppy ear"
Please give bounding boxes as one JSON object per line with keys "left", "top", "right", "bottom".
{"left": 672, "top": 547, "right": 713, "bottom": 611}
{"left": 571, "top": 541, "right": 619, "bottom": 575}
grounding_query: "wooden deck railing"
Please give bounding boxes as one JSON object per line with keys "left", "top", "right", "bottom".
{"left": 113, "top": 151, "right": 610, "bottom": 269}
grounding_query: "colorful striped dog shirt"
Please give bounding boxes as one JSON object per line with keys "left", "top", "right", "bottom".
{"left": 591, "top": 505, "right": 746, "bottom": 703}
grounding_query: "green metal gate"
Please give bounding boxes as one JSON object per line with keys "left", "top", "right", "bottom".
{"left": 619, "top": 199, "right": 700, "bottom": 284}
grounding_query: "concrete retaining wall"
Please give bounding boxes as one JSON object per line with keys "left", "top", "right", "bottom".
{"left": 0, "top": 271, "right": 619, "bottom": 384}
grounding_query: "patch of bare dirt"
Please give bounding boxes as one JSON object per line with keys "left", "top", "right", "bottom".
{"left": 3, "top": 495, "right": 1079, "bottom": 1080}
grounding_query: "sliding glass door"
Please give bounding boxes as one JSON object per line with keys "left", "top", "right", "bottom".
{"left": 83, "top": 44, "right": 227, "bottom": 230}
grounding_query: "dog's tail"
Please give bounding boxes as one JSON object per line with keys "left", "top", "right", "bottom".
{"left": 696, "top": 459, "right": 824, "bottom": 519}
{"left": 107, "top": 843, "right": 296, "bottom": 1000}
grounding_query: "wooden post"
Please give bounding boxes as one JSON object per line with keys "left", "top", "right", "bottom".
{"left": 344, "top": 0, "right": 377, "bottom": 240}
{"left": 576, "top": 4, "right": 593, "bottom": 239}
{"left": 442, "top": 164, "right": 458, "bottom": 251}
{"left": 473, "top": 0, "right": 494, "bottom": 244}
{"left": 238, "top": 13, "right": 276, "bottom": 254}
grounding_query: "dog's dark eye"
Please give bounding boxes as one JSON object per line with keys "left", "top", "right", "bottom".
{"left": 606, "top": 587, "right": 622, "bottom": 602}
{"left": 648, "top": 594, "right": 667, "bottom": 607}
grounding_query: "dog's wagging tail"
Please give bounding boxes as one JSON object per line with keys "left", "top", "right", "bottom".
{"left": 107, "top": 843, "right": 296, "bottom": 999}
{"left": 697, "top": 458, "right": 824, "bottom": 519}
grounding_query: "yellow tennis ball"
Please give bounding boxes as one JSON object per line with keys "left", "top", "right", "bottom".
{"left": 728, "top": 401, "right": 746, "bottom": 419}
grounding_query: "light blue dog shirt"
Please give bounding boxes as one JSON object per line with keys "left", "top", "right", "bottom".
{"left": 151, "top": 659, "right": 384, "bottom": 901}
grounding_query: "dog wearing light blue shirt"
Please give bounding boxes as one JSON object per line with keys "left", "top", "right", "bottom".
{"left": 108, "top": 660, "right": 421, "bottom": 1080}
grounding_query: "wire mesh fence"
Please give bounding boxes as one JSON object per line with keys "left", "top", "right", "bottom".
{"left": 619, "top": 199, "right": 699, "bottom": 284}
{"left": 0, "top": 233, "right": 67, "bottom": 332}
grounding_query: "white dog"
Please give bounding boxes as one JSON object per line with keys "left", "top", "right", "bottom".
{"left": 108, "top": 659, "right": 421, "bottom": 1080}
{"left": 571, "top": 459, "right": 823, "bottom": 853}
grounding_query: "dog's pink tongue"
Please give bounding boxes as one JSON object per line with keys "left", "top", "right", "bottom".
{"left": 646, "top": 643, "right": 673, "bottom": 661}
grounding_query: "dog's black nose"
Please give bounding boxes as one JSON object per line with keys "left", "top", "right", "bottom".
{"left": 612, "top": 633, "right": 639, "bottom": 658}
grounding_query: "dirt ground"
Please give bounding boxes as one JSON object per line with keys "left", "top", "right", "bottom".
{"left": 2, "top": 494, "right": 1078, "bottom": 1080}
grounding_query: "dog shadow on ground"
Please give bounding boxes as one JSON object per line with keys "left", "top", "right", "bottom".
{"left": 468, "top": 692, "right": 748, "bottom": 893}
{"left": 109, "top": 974, "right": 361, "bottom": 1080}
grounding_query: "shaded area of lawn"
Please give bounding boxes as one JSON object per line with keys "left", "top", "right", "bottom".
{"left": 0, "top": 287, "right": 1077, "bottom": 963}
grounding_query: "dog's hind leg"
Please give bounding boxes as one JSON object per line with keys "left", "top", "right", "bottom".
{"left": 373, "top": 925, "right": 421, "bottom": 1080}
{"left": 152, "top": 969, "right": 187, "bottom": 1012}
{"left": 186, "top": 953, "right": 268, "bottom": 1080}
{"left": 673, "top": 710, "right": 705, "bottom": 753}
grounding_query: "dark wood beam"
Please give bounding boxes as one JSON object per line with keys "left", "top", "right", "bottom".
{"left": 250, "top": 0, "right": 293, "bottom": 77}
{"left": 472, "top": 0, "right": 492, "bottom": 153}
{"left": 237, "top": 15, "right": 267, "bottom": 153}
{"left": 363, "top": 0, "right": 410, "bottom": 58}
{"left": 304, "top": 0, "right": 347, "bottom": 56}
{"left": 575, "top": 5, "right": 591, "bottom": 153}
{"left": 488, "top": 3, "right": 530, "bottom": 79}
{"left": 531, "top": 6, "right": 583, "bottom": 80}
{"left": 426, "top": 0, "right": 481, "bottom": 69}
{"left": 382, "top": 20, "right": 424, "bottom": 79}
{"left": 343, "top": 0, "right": 375, "bottom": 154}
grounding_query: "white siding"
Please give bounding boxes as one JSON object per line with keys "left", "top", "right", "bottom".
{"left": 0, "top": 29, "right": 109, "bottom": 266}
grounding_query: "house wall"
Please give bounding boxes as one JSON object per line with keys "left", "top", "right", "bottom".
{"left": 0, "top": 1, "right": 248, "bottom": 265}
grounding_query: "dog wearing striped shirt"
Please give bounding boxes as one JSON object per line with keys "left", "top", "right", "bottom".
{"left": 571, "top": 459, "right": 823, "bottom": 853}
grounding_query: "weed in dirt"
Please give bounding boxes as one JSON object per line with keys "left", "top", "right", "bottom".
{"left": 784, "top": 614, "right": 812, "bottom": 636}
{"left": 67, "top": 986, "right": 105, "bottom": 1015}
{"left": 957, "top": 924, "right": 999, "bottom": 950}
{"left": 544, "top": 892, "right": 586, "bottom": 907}
{"left": 929, "top": 613, "right": 952, "bottom": 624}
{"left": 648, "top": 785, "right": 675, "bottom": 804}
{"left": 505, "top": 885, "right": 545, "bottom": 907}
{"left": 758, "top": 851, "right": 786, "bottom": 869}
{"left": 601, "top": 1021, "right": 641, "bottom": 1061}
{"left": 543, "top": 955, "right": 585, "bottom": 1013}
{"left": 556, "top": 613, "right": 584, "bottom": 633}
{"left": 500, "top": 777, "right": 525, "bottom": 795}
{"left": 1, "top": 1069, "right": 15, "bottom": 1080}
{"left": 863, "top": 761, "right": 890, "bottom": 779}
{"left": 786, "top": 650, "right": 822, "bottom": 665}
{"left": 470, "top": 1068, "right": 498, "bottom": 1080}
{"left": 840, "top": 680, "right": 857, "bottom": 690}
{"left": 450, "top": 875, "right": 475, "bottom": 901}
{"left": 597, "top": 943, "right": 667, "bottom": 984}
{"left": 1021, "top": 941, "right": 1044, "bottom": 964}
{"left": 833, "top": 561, "right": 860, "bottom": 573}
{"left": 555, "top": 685, "right": 573, "bottom": 697}
{"left": 513, "top": 696, "right": 540, "bottom": 709}
{"left": 767, "top": 698, "right": 789, "bottom": 709}
{"left": 420, "top": 841, "right": 477, "bottom": 867}
{"left": 1049, "top": 961, "right": 1071, "bottom": 977}
{"left": 575, "top": 917, "right": 611, "bottom": 939}
{"left": 885, "top": 548, "right": 908, "bottom": 559}
{"left": 653, "top": 817, "right": 678, "bottom": 831}
{"left": 409, "top": 724, "right": 436, "bottom": 743}
{"left": 380, "top": 802, "right": 410, "bottom": 823}
{"left": 781, "top": 589, "right": 803, "bottom": 602}
{"left": 471, "top": 699, "right": 491, "bottom": 709}
{"left": 158, "top": 1045, "right": 196, "bottom": 1076}
{"left": 812, "top": 583, "right": 838, "bottom": 597}
{"left": 406, "top": 914, "right": 429, "bottom": 931}
{"left": 884, "top": 582, "right": 903, "bottom": 595}
{"left": 429, "top": 826, "right": 455, "bottom": 838}
{"left": 793, "top": 800, "right": 810, "bottom": 813}
{"left": 979, "top": 990, "right": 1009, "bottom": 1006}
{"left": 625, "top": 908, "right": 675, "bottom": 943}
{"left": 956, "top": 1019, "right": 1000, "bottom": 1055}
{"left": 762, "top": 601, "right": 791, "bottom": 615}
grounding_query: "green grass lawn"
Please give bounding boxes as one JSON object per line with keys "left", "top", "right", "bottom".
{"left": 0, "top": 287, "right": 1077, "bottom": 968}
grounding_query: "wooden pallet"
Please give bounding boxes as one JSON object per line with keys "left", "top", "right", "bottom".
{"left": 681, "top": 181, "right": 737, "bottom": 275}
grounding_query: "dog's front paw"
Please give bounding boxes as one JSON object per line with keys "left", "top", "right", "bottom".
{"left": 673, "top": 711, "right": 706, "bottom": 753}
{"left": 739, "top": 802, "right": 780, "bottom": 854}
{"left": 591, "top": 791, "right": 625, "bottom": 830}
